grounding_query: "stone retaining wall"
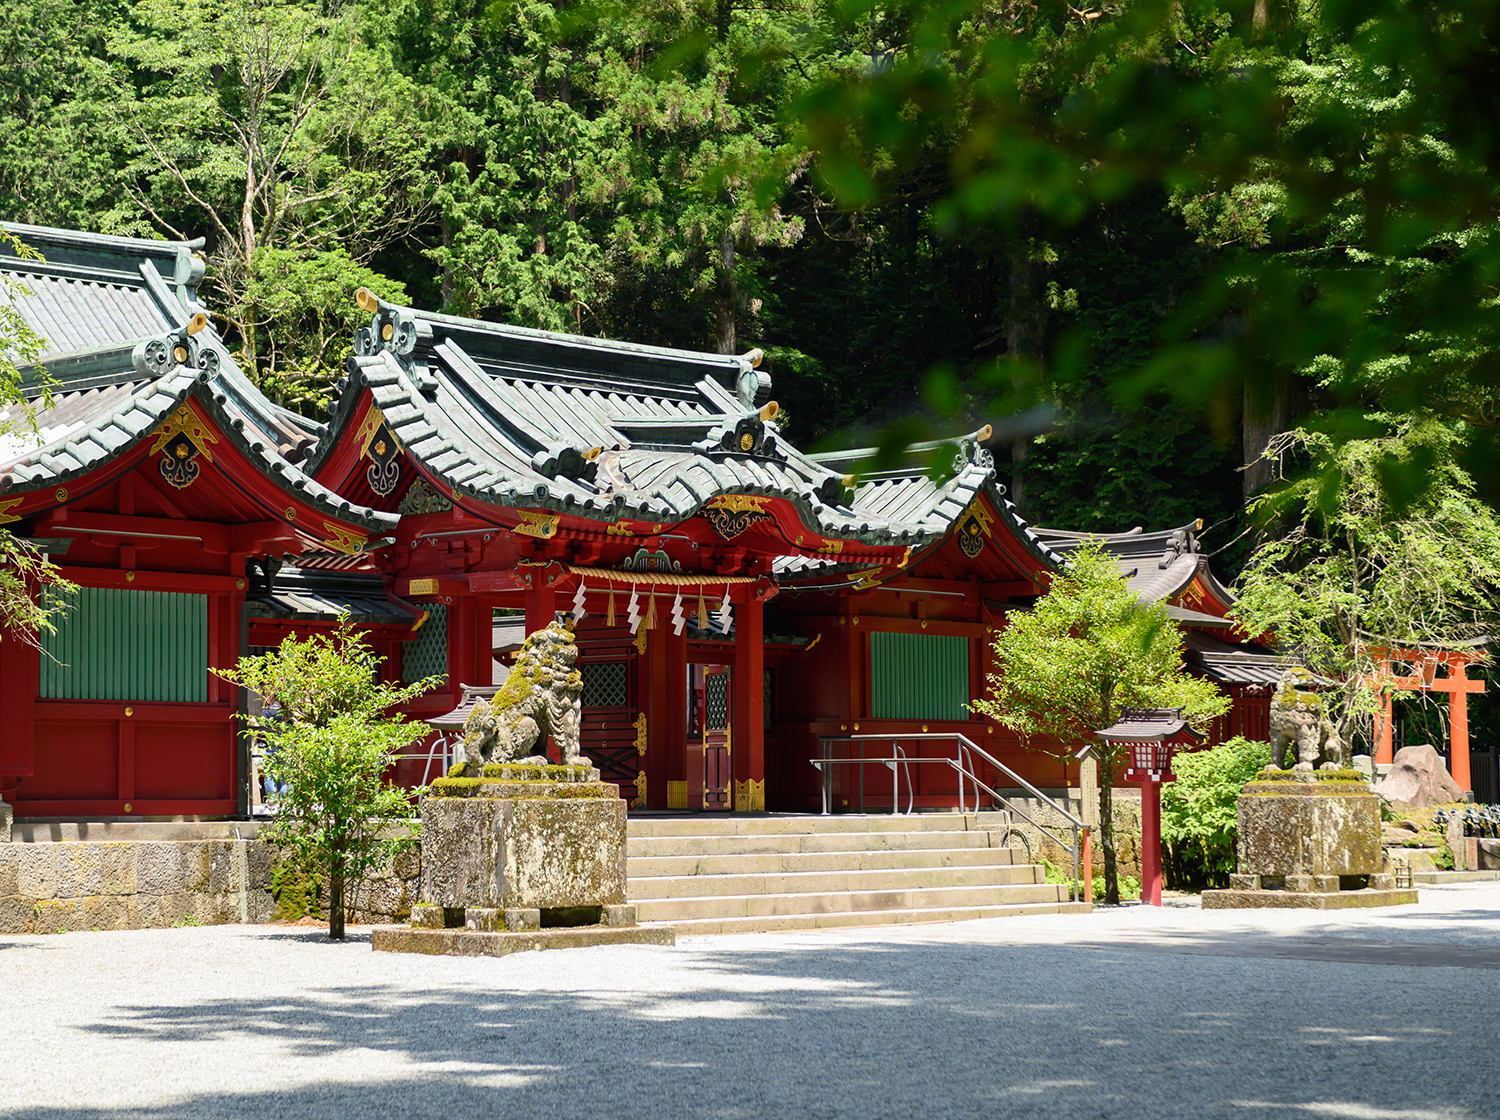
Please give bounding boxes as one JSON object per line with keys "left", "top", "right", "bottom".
{"left": 0, "top": 839, "right": 420, "bottom": 935}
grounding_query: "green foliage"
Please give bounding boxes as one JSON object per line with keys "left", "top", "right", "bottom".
{"left": 0, "top": 231, "right": 75, "bottom": 649}
{"left": 1233, "top": 418, "right": 1500, "bottom": 740}
{"left": 1160, "top": 737, "right": 1273, "bottom": 891}
{"left": 214, "top": 614, "right": 441, "bottom": 939}
{"left": 241, "top": 247, "right": 409, "bottom": 411}
{"left": 173, "top": 915, "right": 203, "bottom": 928}
{"left": 975, "top": 540, "right": 1229, "bottom": 903}
{"left": 974, "top": 541, "right": 1230, "bottom": 749}
{"left": 1044, "top": 859, "right": 1140, "bottom": 904}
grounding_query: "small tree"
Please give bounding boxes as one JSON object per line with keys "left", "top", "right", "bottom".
{"left": 1234, "top": 418, "right": 1500, "bottom": 745}
{"left": 973, "top": 541, "right": 1229, "bottom": 905}
{"left": 0, "top": 230, "right": 74, "bottom": 649}
{"left": 216, "top": 616, "right": 442, "bottom": 939}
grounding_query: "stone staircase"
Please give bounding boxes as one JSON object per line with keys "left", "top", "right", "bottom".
{"left": 626, "top": 812, "right": 1090, "bottom": 936}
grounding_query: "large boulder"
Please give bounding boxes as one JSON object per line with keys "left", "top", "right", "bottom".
{"left": 1373, "top": 744, "right": 1466, "bottom": 809}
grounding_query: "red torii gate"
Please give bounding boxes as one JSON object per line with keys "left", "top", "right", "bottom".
{"left": 1364, "top": 647, "right": 1487, "bottom": 793}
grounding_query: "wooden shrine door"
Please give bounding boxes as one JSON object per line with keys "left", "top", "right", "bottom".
{"left": 702, "top": 665, "right": 731, "bottom": 810}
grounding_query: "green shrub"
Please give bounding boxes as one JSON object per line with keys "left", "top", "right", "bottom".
{"left": 1044, "top": 860, "right": 1140, "bottom": 903}
{"left": 1161, "top": 737, "right": 1274, "bottom": 891}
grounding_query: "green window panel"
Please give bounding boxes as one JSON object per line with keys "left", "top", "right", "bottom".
{"left": 869, "top": 632, "right": 971, "bottom": 721}
{"left": 404, "top": 603, "right": 449, "bottom": 683}
{"left": 40, "top": 586, "right": 208, "bottom": 702}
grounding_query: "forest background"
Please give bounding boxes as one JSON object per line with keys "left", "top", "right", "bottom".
{"left": 8, "top": 0, "right": 1500, "bottom": 749}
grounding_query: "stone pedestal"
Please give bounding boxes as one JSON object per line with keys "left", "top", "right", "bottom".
{"left": 374, "top": 763, "right": 674, "bottom": 956}
{"left": 0, "top": 798, "right": 11, "bottom": 844}
{"left": 1203, "top": 773, "right": 1417, "bottom": 910}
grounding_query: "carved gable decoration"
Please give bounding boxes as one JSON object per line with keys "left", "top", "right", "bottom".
{"left": 703, "top": 494, "right": 773, "bottom": 540}
{"left": 955, "top": 499, "right": 995, "bottom": 559}
{"left": 622, "top": 548, "right": 681, "bottom": 573}
{"left": 355, "top": 407, "right": 402, "bottom": 497}
{"left": 397, "top": 478, "right": 453, "bottom": 516}
{"left": 149, "top": 404, "right": 219, "bottom": 490}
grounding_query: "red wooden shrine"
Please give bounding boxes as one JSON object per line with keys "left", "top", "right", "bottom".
{"left": 0, "top": 223, "right": 1298, "bottom": 821}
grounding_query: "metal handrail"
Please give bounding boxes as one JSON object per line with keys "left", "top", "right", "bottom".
{"left": 815, "top": 731, "right": 1090, "bottom": 905}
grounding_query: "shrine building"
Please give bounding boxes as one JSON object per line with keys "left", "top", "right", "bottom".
{"left": 0, "top": 222, "right": 1358, "bottom": 821}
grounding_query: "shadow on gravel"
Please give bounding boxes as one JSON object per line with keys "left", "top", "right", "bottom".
{"left": 28, "top": 939, "right": 1497, "bottom": 1120}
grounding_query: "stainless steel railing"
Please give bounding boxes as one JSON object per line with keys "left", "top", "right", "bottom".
{"left": 813, "top": 732, "right": 1090, "bottom": 905}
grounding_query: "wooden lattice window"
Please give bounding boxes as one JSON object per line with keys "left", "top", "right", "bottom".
{"left": 706, "top": 670, "right": 730, "bottom": 731}
{"left": 40, "top": 587, "right": 208, "bottom": 702}
{"left": 869, "top": 632, "right": 970, "bottom": 721}
{"left": 581, "top": 661, "right": 628, "bottom": 708}
{"left": 403, "top": 603, "right": 448, "bottom": 683}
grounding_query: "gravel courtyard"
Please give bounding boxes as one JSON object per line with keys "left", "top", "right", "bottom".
{"left": 4, "top": 885, "right": 1499, "bottom": 1120}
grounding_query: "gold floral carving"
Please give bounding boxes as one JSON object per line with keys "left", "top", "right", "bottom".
{"left": 633, "top": 713, "right": 648, "bottom": 757}
{"left": 816, "top": 540, "right": 845, "bottom": 555}
{"left": 513, "top": 510, "right": 560, "bottom": 539}
{"left": 703, "top": 494, "right": 773, "bottom": 540}
{"left": 0, "top": 497, "right": 21, "bottom": 525}
{"left": 320, "top": 522, "right": 368, "bottom": 554}
{"left": 633, "top": 770, "right": 647, "bottom": 809}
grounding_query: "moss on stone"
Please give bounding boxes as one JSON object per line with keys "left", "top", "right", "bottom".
{"left": 1255, "top": 767, "right": 1367, "bottom": 783}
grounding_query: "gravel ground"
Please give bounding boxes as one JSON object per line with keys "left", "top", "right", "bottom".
{"left": 4, "top": 884, "right": 1500, "bottom": 1120}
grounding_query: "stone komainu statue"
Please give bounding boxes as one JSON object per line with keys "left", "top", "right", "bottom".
{"left": 1269, "top": 667, "right": 1350, "bottom": 773}
{"left": 463, "top": 621, "right": 587, "bottom": 768}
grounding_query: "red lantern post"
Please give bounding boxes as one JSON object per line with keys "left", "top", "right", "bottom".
{"left": 1096, "top": 709, "right": 1204, "bottom": 906}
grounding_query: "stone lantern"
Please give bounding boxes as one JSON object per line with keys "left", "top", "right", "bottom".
{"left": 1095, "top": 707, "right": 1203, "bottom": 906}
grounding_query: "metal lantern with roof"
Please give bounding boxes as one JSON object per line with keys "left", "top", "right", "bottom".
{"left": 1095, "top": 707, "right": 1205, "bottom": 906}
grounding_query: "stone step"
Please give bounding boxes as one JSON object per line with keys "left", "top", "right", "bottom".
{"left": 625, "top": 812, "right": 1011, "bottom": 838}
{"left": 628, "top": 863, "right": 1041, "bottom": 900}
{"left": 632, "top": 881, "right": 1069, "bottom": 923}
{"left": 627, "top": 828, "right": 1006, "bottom": 858}
{"left": 649, "top": 900, "right": 1093, "bottom": 937}
{"left": 627, "top": 845, "right": 1020, "bottom": 878}
{"left": 10, "top": 820, "right": 264, "bottom": 843}
{"left": 1411, "top": 869, "right": 1500, "bottom": 884}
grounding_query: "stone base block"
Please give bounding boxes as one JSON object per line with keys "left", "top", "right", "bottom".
{"left": 465, "top": 908, "right": 503, "bottom": 932}
{"left": 503, "top": 908, "right": 540, "bottom": 931}
{"left": 372, "top": 923, "right": 675, "bottom": 957}
{"left": 1202, "top": 888, "right": 1418, "bottom": 910}
{"left": 0, "top": 801, "right": 11, "bottom": 844}
{"left": 1310, "top": 875, "right": 1340, "bottom": 893}
{"left": 1238, "top": 779, "right": 1382, "bottom": 878}
{"left": 1228, "top": 873, "right": 1260, "bottom": 891}
{"left": 1369, "top": 873, "right": 1395, "bottom": 890}
{"left": 601, "top": 903, "right": 637, "bottom": 927}
{"left": 420, "top": 790, "right": 627, "bottom": 911}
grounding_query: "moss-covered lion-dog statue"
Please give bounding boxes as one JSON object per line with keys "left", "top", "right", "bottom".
{"left": 462, "top": 621, "right": 586, "bottom": 769}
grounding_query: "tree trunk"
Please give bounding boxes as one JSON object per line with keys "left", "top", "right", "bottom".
{"left": 329, "top": 866, "right": 345, "bottom": 940}
{"left": 1242, "top": 367, "right": 1289, "bottom": 499}
{"left": 1004, "top": 216, "right": 1046, "bottom": 516}
{"left": 1099, "top": 776, "right": 1120, "bottom": 905}
{"left": 715, "top": 228, "right": 737, "bottom": 355}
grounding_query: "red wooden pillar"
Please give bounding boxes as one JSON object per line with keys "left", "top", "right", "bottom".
{"left": 1374, "top": 690, "right": 1394, "bottom": 764}
{"left": 524, "top": 586, "right": 556, "bottom": 635}
{"left": 1139, "top": 778, "right": 1163, "bottom": 907}
{"left": 731, "top": 588, "right": 765, "bottom": 812}
{"left": 642, "top": 616, "right": 684, "bottom": 811}
{"left": 1450, "top": 687, "right": 1471, "bottom": 793}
